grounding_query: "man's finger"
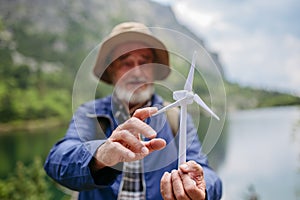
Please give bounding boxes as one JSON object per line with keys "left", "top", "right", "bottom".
{"left": 133, "top": 107, "right": 158, "bottom": 121}
{"left": 179, "top": 170, "right": 203, "bottom": 200}
{"left": 179, "top": 161, "right": 206, "bottom": 199}
{"left": 97, "top": 140, "right": 136, "bottom": 166}
{"left": 111, "top": 129, "right": 148, "bottom": 154}
{"left": 119, "top": 117, "right": 157, "bottom": 138}
{"left": 160, "top": 172, "right": 175, "bottom": 200}
{"left": 179, "top": 161, "right": 200, "bottom": 173}
{"left": 171, "top": 170, "right": 190, "bottom": 200}
{"left": 179, "top": 161, "right": 205, "bottom": 186}
{"left": 144, "top": 138, "right": 166, "bottom": 153}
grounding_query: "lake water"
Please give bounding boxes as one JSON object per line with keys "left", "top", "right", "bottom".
{"left": 217, "top": 106, "right": 300, "bottom": 200}
{"left": 0, "top": 106, "right": 299, "bottom": 199}
{"left": 0, "top": 126, "right": 66, "bottom": 179}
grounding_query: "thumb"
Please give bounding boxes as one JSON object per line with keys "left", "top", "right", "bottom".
{"left": 132, "top": 107, "right": 158, "bottom": 120}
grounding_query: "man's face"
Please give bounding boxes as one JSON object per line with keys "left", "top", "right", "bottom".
{"left": 108, "top": 42, "right": 155, "bottom": 104}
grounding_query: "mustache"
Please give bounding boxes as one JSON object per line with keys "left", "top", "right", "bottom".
{"left": 124, "top": 77, "right": 148, "bottom": 84}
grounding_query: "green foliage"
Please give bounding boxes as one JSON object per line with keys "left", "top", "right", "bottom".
{"left": 0, "top": 157, "right": 70, "bottom": 199}
{"left": 11, "top": 19, "right": 61, "bottom": 63}
{"left": 0, "top": 79, "right": 71, "bottom": 122}
{"left": 13, "top": 88, "right": 71, "bottom": 120}
{"left": 0, "top": 16, "right": 72, "bottom": 122}
{"left": 0, "top": 157, "right": 53, "bottom": 200}
{"left": 225, "top": 82, "right": 300, "bottom": 110}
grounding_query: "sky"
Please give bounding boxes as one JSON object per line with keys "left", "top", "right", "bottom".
{"left": 151, "top": 0, "right": 300, "bottom": 96}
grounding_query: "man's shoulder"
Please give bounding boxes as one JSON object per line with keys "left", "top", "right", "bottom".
{"left": 82, "top": 96, "right": 111, "bottom": 105}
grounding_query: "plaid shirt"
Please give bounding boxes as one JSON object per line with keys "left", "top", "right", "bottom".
{"left": 118, "top": 160, "right": 146, "bottom": 200}
{"left": 113, "top": 97, "right": 151, "bottom": 200}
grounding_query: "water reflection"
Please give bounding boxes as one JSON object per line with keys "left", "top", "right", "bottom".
{"left": 216, "top": 106, "right": 300, "bottom": 200}
{"left": 0, "top": 126, "right": 66, "bottom": 178}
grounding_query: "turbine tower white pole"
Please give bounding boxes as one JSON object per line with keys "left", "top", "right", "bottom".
{"left": 178, "top": 104, "right": 187, "bottom": 165}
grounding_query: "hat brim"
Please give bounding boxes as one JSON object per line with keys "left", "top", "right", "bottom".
{"left": 93, "top": 31, "right": 170, "bottom": 84}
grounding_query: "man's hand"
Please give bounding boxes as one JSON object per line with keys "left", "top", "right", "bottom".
{"left": 94, "top": 107, "right": 166, "bottom": 168}
{"left": 160, "top": 161, "right": 206, "bottom": 200}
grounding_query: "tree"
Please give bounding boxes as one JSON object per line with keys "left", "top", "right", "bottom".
{"left": 0, "top": 157, "right": 53, "bottom": 200}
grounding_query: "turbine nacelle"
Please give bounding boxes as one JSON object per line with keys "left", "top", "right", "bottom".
{"left": 173, "top": 90, "right": 194, "bottom": 105}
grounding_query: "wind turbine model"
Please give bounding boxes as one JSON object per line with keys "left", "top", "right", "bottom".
{"left": 153, "top": 52, "right": 220, "bottom": 166}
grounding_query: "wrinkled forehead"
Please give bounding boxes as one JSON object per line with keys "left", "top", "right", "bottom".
{"left": 109, "top": 42, "right": 154, "bottom": 62}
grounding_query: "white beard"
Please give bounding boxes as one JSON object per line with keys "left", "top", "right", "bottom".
{"left": 113, "top": 84, "right": 154, "bottom": 105}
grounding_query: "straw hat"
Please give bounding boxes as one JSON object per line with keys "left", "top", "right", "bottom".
{"left": 93, "top": 22, "right": 170, "bottom": 84}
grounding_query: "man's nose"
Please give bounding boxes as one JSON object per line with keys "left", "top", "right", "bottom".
{"left": 131, "top": 64, "right": 145, "bottom": 76}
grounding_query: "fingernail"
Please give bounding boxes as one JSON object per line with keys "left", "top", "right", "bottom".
{"left": 163, "top": 172, "right": 170, "bottom": 177}
{"left": 150, "top": 107, "right": 158, "bottom": 113}
{"left": 147, "top": 130, "right": 157, "bottom": 138}
{"left": 141, "top": 147, "right": 149, "bottom": 154}
{"left": 181, "top": 164, "right": 188, "bottom": 170}
{"left": 128, "top": 152, "right": 135, "bottom": 159}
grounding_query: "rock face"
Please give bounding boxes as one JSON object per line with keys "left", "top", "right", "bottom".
{"left": 0, "top": 0, "right": 224, "bottom": 75}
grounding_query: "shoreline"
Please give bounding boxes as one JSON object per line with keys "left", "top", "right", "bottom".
{"left": 1, "top": 105, "right": 298, "bottom": 134}
{"left": 0, "top": 117, "right": 68, "bottom": 134}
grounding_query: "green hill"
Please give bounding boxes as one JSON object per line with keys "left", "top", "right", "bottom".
{"left": 0, "top": 0, "right": 299, "bottom": 125}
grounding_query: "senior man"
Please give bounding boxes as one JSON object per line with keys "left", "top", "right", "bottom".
{"left": 44, "top": 22, "right": 222, "bottom": 200}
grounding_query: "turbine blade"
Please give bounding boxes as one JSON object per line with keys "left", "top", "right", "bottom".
{"left": 194, "top": 94, "right": 220, "bottom": 120}
{"left": 184, "top": 51, "right": 197, "bottom": 91}
{"left": 152, "top": 97, "right": 187, "bottom": 117}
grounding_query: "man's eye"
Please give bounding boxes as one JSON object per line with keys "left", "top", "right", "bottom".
{"left": 121, "top": 61, "right": 133, "bottom": 68}
{"left": 139, "top": 59, "right": 152, "bottom": 66}
{"left": 139, "top": 61, "right": 147, "bottom": 65}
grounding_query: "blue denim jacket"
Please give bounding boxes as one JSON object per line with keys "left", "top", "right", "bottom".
{"left": 44, "top": 94, "right": 222, "bottom": 199}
